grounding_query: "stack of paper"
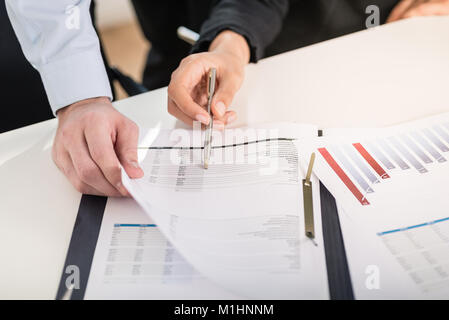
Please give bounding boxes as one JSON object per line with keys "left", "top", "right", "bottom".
{"left": 90, "top": 112, "right": 449, "bottom": 300}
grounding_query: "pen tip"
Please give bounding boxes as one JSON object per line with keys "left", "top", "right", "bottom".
{"left": 204, "top": 162, "right": 208, "bottom": 170}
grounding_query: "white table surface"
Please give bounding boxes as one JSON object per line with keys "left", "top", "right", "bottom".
{"left": 1, "top": 17, "right": 448, "bottom": 299}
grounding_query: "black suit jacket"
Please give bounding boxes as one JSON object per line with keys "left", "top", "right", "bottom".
{"left": 193, "top": 0, "right": 400, "bottom": 62}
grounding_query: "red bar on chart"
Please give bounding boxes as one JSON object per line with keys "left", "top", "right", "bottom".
{"left": 318, "top": 148, "right": 370, "bottom": 206}
{"left": 353, "top": 143, "right": 390, "bottom": 179}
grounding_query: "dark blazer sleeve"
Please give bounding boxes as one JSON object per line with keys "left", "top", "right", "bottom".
{"left": 191, "top": 0, "right": 289, "bottom": 62}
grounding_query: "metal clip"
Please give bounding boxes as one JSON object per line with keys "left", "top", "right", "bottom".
{"left": 302, "top": 153, "right": 316, "bottom": 244}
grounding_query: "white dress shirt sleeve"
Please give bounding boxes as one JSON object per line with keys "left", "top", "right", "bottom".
{"left": 5, "top": 0, "right": 113, "bottom": 114}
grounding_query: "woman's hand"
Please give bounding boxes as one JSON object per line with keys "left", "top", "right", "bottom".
{"left": 167, "top": 30, "right": 250, "bottom": 129}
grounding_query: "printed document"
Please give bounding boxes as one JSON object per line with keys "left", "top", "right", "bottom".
{"left": 300, "top": 113, "right": 449, "bottom": 298}
{"left": 119, "top": 123, "right": 329, "bottom": 299}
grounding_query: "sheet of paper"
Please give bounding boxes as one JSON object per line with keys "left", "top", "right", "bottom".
{"left": 301, "top": 112, "right": 449, "bottom": 229}
{"left": 339, "top": 204, "right": 449, "bottom": 299}
{"left": 122, "top": 123, "right": 329, "bottom": 299}
{"left": 85, "top": 198, "right": 241, "bottom": 299}
{"left": 299, "top": 112, "right": 449, "bottom": 298}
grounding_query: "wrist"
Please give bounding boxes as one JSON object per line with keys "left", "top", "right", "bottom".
{"left": 209, "top": 30, "right": 250, "bottom": 65}
{"left": 56, "top": 96, "right": 111, "bottom": 118}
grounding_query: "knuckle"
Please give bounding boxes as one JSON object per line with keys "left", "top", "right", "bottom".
{"left": 120, "top": 120, "right": 139, "bottom": 140}
{"left": 167, "top": 102, "right": 176, "bottom": 115}
{"left": 60, "top": 126, "right": 75, "bottom": 141}
{"left": 76, "top": 163, "right": 97, "bottom": 182}
{"left": 180, "top": 55, "right": 193, "bottom": 65}
{"left": 180, "top": 54, "right": 203, "bottom": 67}
{"left": 89, "top": 148, "right": 106, "bottom": 164}
{"left": 169, "top": 68, "right": 180, "bottom": 83}
{"left": 73, "top": 180, "right": 86, "bottom": 193}
{"left": 170, "top": 68, "right": 179, "bottom": 81}
{"left": 167, "top": 83, "right": 177, "bottom": 97}
{"left": 106, "top": 163, "right": 122, "bottom": 174}
{"left": 219, "top": 89, "right": 237, "bottom": 103}
{"left": 125, "top": 119, "right": 138, "bottom": 132}
{"left": 104, "top": 165, "right": 122, "bottom": 184}
{"left": 78, "top": 168, "right": 90, "bottom": 182}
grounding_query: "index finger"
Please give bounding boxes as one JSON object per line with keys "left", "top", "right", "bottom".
{"left": 168, "top": 68, "right": 211, "bottom": 125}
{"left": 84, "top": 123, "right": 128, "bottom": 196}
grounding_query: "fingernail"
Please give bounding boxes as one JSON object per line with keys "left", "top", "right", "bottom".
{"left": 227, "top": 114, "right": 237, "bottom": 124}
{"left": 130, "top": 161, "right": 140, "bottom": 169}
{"left": 215, "top": 101, "right": 226, "bottom": 117}
{"left": 196, "top": 113, "right": 210, "bottom": 125}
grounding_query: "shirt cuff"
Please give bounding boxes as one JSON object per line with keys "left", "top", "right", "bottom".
{"left": 39, "top": 49, "right": 113, "bottom": 114}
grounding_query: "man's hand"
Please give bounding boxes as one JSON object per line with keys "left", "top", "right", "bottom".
{"left": 388, "top": 0, "right": 449, "bottom": 22}
{"left": 167, "top": 30, "right": 250, "bottom": 129}
{"left": 53, "top": 97, "right": 144, "bottom": 196}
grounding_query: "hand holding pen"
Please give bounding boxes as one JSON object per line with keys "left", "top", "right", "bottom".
{"left": 203, "top": 68, "right": 216, "bottom": 169}
{"left": 166, "top": 31, "right": 250, "bottom": 128}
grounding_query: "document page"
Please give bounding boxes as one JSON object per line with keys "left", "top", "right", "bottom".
{"left": 300, "top": 112, "right": 449, "bottom": 228}
{"left": 300, "top": 113, "right": 449, "bottom": 299}
{"left": 122, "top": 123, "right": 329, "bottom": 299}
{"left": 339, "top": 205, "right": 449, "bottom": 299}
{"left": 85, "top": 198, "right": 241, "bottom": 299}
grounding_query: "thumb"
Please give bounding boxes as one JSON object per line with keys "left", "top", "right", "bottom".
{"left": 115, "top": 121, "right": 144, "bottom": 179}
{"left": 211, "top": 75, "right": 240, "bottom": 119}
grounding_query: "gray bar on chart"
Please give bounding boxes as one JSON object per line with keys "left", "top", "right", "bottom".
{"left": 342, "top": 144, "right": 380, "bottom": 184}
{"left": 365, "top": 141, "right": 395, "bottom": 170}
{"left": 423, "top": 128, "right": 449, "bottom": 152}
{"left": 330, "top": 146, "right": 374, "bottom": 193}
{"left": 400, "top": 134, "right": 433, "bottom": 164}
{"left": 410, "top": 131, "right": 446, "bottom": 163}
{"left": 388, "top": 136, "right": 428, "bottom": 173}
{"left": 377, "top": 138, "right": 410, "bottom": 170}
{"left": 433, "top": 125, "right": 449, "bottom": 145}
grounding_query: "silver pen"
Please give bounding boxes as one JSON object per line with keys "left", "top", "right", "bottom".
{"left": 204, "top": 68, "right": 217, "bottom": 169}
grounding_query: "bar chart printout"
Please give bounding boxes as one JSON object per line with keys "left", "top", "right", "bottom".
{"left": 378, "top": 217, "right": 449, "bottom": 294}
{"left": 315, "top": 121, "right": 449, "bottom": 206}
{"left": 318, "top": 147, "right": 370, "bottom": 205}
